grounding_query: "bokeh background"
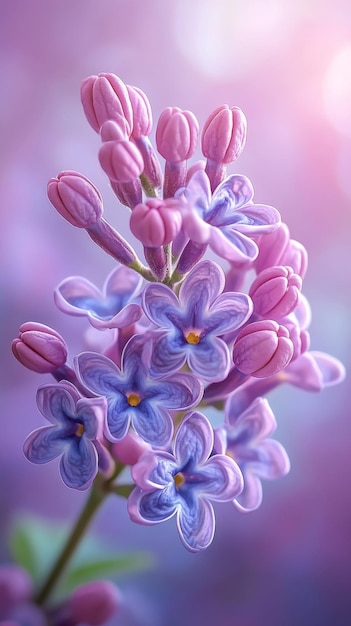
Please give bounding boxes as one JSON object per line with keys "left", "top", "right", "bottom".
{"left": 1, "top": 0, "right": 350, "bottom": 624}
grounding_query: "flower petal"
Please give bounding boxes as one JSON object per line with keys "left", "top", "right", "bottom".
{"left": 234, "top": 471, "right": 263, "bottom": 512}
{"left": 76, "top": 352, "right": 123, "bottom": 396}
{"left": 209, "top": 225, "right": 259, "bottom": 262}
{"left": 177, "top": 495, "right": 215, "bottom": 552}
{"left": 133, "top": 402, "right": 174, "bottom": 447}
{"left": 105, "top": 394, "right": 131, "bottom": 441}
{"left": 209, "top": 174, "right": 254, "bottom": 222}
{"left": 225, "top": 397, "right": 277, "bottom": 438}
{"left": 179, "top": 260, "right": 224, "bottom": 311}
{"left": 54, "top": 276, "right": 103, "bottom": 317}
{"left": 128, "top": 485, "right": 178, "bottom": 524}
{"left": 153, "top": 372, "right": 203, "bottom": 410}
{"left": 196, "top": 455, "right": 243, "bottom": 501}
{"left": 59, "top": 437, "right": 98, "bottom": 490}
{"left": 143, "top": 283, "right": 181, "bottom": 329}
{"left": 149, "top": 331, "right": 186, "bottom": 377}
{"left": 203, "top": 292, "right": 252, "bottom": 336}
{"left": 23, "top": 426, "right": 64, "bottom": 464}
{"left": 187, "top": 335, "right": 231, "bottom": 382}
{"left": 36, "top": 383, "right": 79, "bottom": 425}
{"left": 174, "top": 411, "right": 214, "bottom": 467}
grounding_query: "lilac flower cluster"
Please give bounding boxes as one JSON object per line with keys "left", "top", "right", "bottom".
{"left": 13, "top": 72, "right": 345, "bottom": 556}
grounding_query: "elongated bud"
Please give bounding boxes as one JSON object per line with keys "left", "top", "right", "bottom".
{"left": 47, "top": 171, "right": 103, "bottom": 228}
{"left": 12, "top": 322, "right": 68, "bottom": 373}
{"left": 249, "top": 265, "right": 302, "bottom": 320}
{"left": 100, "top": 118, "right": 129, "bottom": 142}
{"left": 127, "top": 84, "right": 152, "bottom": 139}
{"left": 233, "top": 320, "right": 294, "bottom": 378}
{"left": 156, "top": 107, "right": 199, "bottom": 162}
{"left": 98, "top": 140, "right": 144, "bottom": 183}
{"left": 130, "top": 198, "right": 182, "bottom": 247}
{"left": 80, "top": 72, "right": 133, "bottom": 134}
{"left": 69, "top": 580, "right": 121, "bottom": 626}
{"left": 202, "top": 104, "right": 247, "bottom": 164}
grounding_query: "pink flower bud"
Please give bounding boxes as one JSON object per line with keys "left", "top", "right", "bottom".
{"left": 0, "top": 565, "right": 32, "bottom": 611}
{"left": 69, "top": 580, "right": 121, "bottom": 626}
{"left": 12, "top": 322, "right": 68, "bottom": 373}
{"left": 233, "top": 320, "right": 294, "bottom": 378}
{"left": 201, "top": 105, "right": 247, "bottom": 164}
{"left": 47, "top": 171, "right": 103, "bottom": 228}
{"left": 127, "top": 84, "right": 152, "bottom": 139}
{"left": 249, "top": 266, "right": 302, "bottom": 320}
{"left": 80, "top": 73, "right": 133, "bottom": 134}
{"left": 156, "top": 107, "right": 199, "bottom": 162}
{"left": 112, "top": 431, "right": 151, "bottom": 465}
{"left": 98, "top": 140, "right": 144, "bottom": 183}
{"left": 130, "top": 198, "right": 182, "bottom": 246}
{"left": 100, "top": 118, "right": 129, "bottom": 142}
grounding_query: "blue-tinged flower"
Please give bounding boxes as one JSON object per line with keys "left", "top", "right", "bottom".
{"left": 128, "top": 411, "right": 243, "bottom": 552}
{"left": 178, "top": 170, "right": 281, "bottom": 262}
{"left": 76, "top": 335, "right": 203, "bottom": 447}
{"left": 221, "top": 397, "right": 290, "bottom": 511}
{"left": 23, "top": 381, "right": 109, "bottom": 490}
{"left": 143, "top": 259, "right": 252, "bottom": 382}
{"left": 54, "top": 265, "right": 143, "bottom": 329}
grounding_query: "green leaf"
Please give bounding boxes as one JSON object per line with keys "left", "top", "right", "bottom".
{"left": 9, "top": 523, "right": 37, "bottom": 579}
{"left": 59, "top": 552, "right": 153, "bottom": 596}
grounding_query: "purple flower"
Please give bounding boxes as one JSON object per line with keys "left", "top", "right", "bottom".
{"left": 222, "top": 397, "right": 290, "bottom": 511}
{"left": 128, "top": 411, "right": 243, "bottom": 552}
{"left": 178, "top": 170, "right": 281, "bottom": 262}
{"left": 23, "top": 381, "right": 109, "bottom": 490}
{"left": 142, "top": 260, "right": 252, "bottom": 382}
{"left": 54, "top": 265, "right": 143, "bottom": 329}
{"left": 76, "top": 336, "right": 203, "bottom": 447}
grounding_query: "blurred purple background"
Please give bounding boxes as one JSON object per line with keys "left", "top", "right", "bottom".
{"left": 1, "top": 1, "right": 350, "bottom": 624}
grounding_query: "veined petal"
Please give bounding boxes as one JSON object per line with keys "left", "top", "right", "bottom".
{"left": 154, "top": 372, "right": 203, "bottom": 410}
{"left": 60, "top": 437, "right": 98, "bottom": 490}
{"left": 209, "top": 226, "right": 259, "bottom": 262}
{"left": 244, "top": 439, "right": 290, "bottom": 480}
{"left": 128, "top": 485, "right": 178, "bottom": 524}
{"left": 211, "top": 174, "right": 254, "bottom": 214}
{"left": 187, "top": 335, "right": 231, "bottom": 382}
{"left": 76, "top": 396, "right": 107, "bottom": 440}
{"left": 174, "top": 411, "right": 214, "bottom": 467}
{"left": 232, "top": 203, "right": 281, "bottom": 234}
{"left": 89, "top": 303, "right": 142, "bottom": 330}
{"left": 132, "top": 451, "right": 178, "bottom": 491}
{"left": 76, "top": 352, "right": 123, "bottom": 395}
{"left": 204, "top": 292, "right": 252, "bottom": 336}
{"left": 225, "top": 397, "right": 277, "bottom": 438}
{"left": 23, "top": 426, "right": 65, "bottom": 464}
{"left": 177, "top": 495, "right": 215, "bottom": 552}
{"left": 36, "top": 383, "right": 79, "bottom": 425}
{"left": 133, "top": 402, "right": 174, "bottom": 447}
{"left": 179, "top": 260, "right": 225, "bottom": 310}
{"left": 197, "top": 455, "right": 243, "bottom": 501}
{"left": 149, "top": 331, "right": 186, "bottom": 377}
{"left": 104, "top": 265, "right": 143, "bottom": 302}
{"left": 143, "top": 283, "right": 181, "bottom": 329}
{"left": 105, "top": 395, "right": 131, "bottom": 441}
{"left": 54, "top": 276, "right": 103, "bottom": 317}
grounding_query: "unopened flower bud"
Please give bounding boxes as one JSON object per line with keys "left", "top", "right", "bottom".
{"left": 130, "top": 198, "right": 182, "bottom": 247}
{"left": 249, "top": 265, "right": 302, "bottom": 320}
{"left": 69, "top": 580, "right": 121, "bottom": 626}
{"left": 80, "top": 72, "right": 133, "bottom": 134}
{"left": 0, "top": 565, "right": 32, "bottom": 612}
{"left": 12, "top": 322, "right": 68, "bottom": 373}
{"left": 47, "top": 171, "right": 103, "bottom": 228}
{"left": 156, "top": 107, "right": 199, "bottom": 162}
{"left": 202, "top": 104, "right": 247, "bottom": 164}
{"left": 112, "top": 431, "right": 151, "bottom": 465}
{"left": 127, "top": 85, "right": 152, "bottom": 139}
{"left": 100, "top": 118, "right": 129, "bottom": 142}
{"left": 233, "top": 320, "right": 294, "bottom": 378}
{"left": 98, "top": 140, "right": 144, "bottom": 183}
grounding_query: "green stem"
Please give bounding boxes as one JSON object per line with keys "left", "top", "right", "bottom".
{"left": 35, "top": 475, "right": 108, "bottom": 607}
{"left": 140, "top": 173, "right": 158, "bottom": 198}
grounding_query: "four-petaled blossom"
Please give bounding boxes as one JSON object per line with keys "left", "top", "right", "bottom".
{"left": 54, "top": 265, "right": 143, "bottom": 329}
{"left": 221, "top": 397, "right": 290, "bottom": 512}
{"left": 23, "top": 381, "right": 109, "bottom": 490}
{"left": 178, "top": 170, "right": 281, "bottom": 263}
{"left": 128, "top": 411, "right": 243, "bottom": 552}
{"left": 143, "top": 260, "right": 253, "bottom": 382}
{"left": 76, "top": 336, "right": 203, "bottom": 447}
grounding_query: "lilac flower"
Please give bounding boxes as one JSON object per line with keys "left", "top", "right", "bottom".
{"left": 142, "top": 260, "right": 252, "bottom": 382}
{"left": 23, "top": 381, "right": 109, "bottom": 490}
{"left": 54, "top": 265, "right": 143, "bottom": 329}
{"left": 128, "top": 411, "right": 243, "bottom": 552}
{"left": 222, "top": 397, "right": 290, "bottom": 511}
{"left": 178, "top": 170, "right": 281, "bottom": 263}
{"left": 76, "top": 336, "right": 203, "bottom": 447}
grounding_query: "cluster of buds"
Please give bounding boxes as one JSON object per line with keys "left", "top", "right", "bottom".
{"left": 13, "top": 70, "right": 345, "bottom": 575}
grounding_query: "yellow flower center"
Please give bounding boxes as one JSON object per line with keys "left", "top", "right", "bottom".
{"left": 185, "top": 330, "right": 201, "bottom": 345}
{"left": 127, "top": 392, "right": 141, "bottom": 407}
{"left": 174, "top": 471, "right": 185, "bottom": 490}
{"left": 75, "top": 423, "right": 84, "bottom": 437}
